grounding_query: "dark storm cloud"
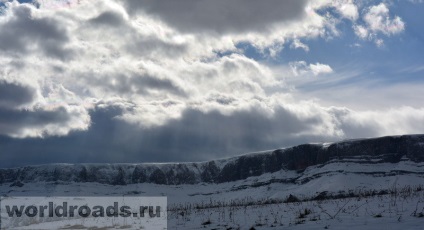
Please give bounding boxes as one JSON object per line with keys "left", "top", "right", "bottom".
{"left": 88, "top": 11, "right": 125, "bottom": 26}
{"left": 0, "top": 80, "right": 36, "bottom": 108}
{"left": 130, "top": 107, "right": 329, "bottom": 159}
{"left": 121, "top": 0, "right": 308, "bottom": 33}
{"left": 0, "top": 106, "right": 72, "bottom": 137}
{"left": 0, "top": 3, "right": 73, "bottom": 59}
{"left": 0, "top": 104, "right": 337, "bottom": 168}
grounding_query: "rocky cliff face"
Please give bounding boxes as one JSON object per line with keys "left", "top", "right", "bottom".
{"left": 1, "top": 135, "right": 424, "bottom": 185}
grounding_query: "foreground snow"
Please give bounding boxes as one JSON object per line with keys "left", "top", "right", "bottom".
{"left": 169, "top": 191, "right": 424, "bottom": 229}
{"left": 1, "top": 158, "right": 424, "bottom": 229}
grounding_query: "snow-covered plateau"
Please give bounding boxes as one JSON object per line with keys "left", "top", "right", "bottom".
{"left": 1, "top": 134, "right": 424, "bottom": 229}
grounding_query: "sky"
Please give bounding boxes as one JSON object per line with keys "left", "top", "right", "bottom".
{"left": 0, "top": 0, "right": 423, "bottom": 168}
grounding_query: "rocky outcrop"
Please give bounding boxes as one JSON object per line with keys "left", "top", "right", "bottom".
{"left": 1, "top": 135, "right": 423, "bottom": 185}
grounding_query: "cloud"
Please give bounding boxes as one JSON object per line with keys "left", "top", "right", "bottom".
{"left": 330, "top": 106, "right": 424, "bottom": 139}
{"left": 117, "top": 0, "right": 355, "bottom": 52}
{"left": 290, "top": 61, "right": 334, "bottom": 76}
{"left": 375, "top": 38, "right": 384, "bottom": 47}
{"left": 0, "top": 96, "right": 345, "bottom": 167}
{"left": 0, "top": 105, "right": 89, "bottom": 138}
{"left": 0, "top": 80, "right": 36, "bottom": 109}
{"left": 310, "top": 63, "right": 334, "bottom": 75}
{"left": 363, "top": 3, "right": 405, "bottom": 36}
{"left": 332, "top": 0, "right": 359, "bottom": 21}
{"left": 120, "top": 0, "right": 308, "bottom": 34}
{"left": 0, "top": 0, "right": 419, "bottom": 167}
{"left": 353, "top": 3, "right": 405, "bottom": 46}
{"left": 88, "top": 10, "right": 126, "bottom": 26}
{"left": 0, "top": 0, "right": 91, "bottom": 138}
{"left": 3, "top": 96, "right": 424, "bottom": 168}
{"left": 0, "top": 1, "right": 74, "bottom": 59}
{"left": 0, "top": 77, "right": 91, "bottom": 138}
{"left": 353, "top": 25, "right": 368, "bottom": 39}
{"left": 290, "top": 39, "right": 310, "bottom": 52}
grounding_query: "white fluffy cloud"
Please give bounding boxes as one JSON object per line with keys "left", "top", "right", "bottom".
{"left": 330, "top": 106, "right": 424, "bottom": 138}
{"left": 332, "top": 0, "right": 359, "bottom": 21}
{"left": 290, "top": 39, "right": 310, "bottom": 52}
{"left": 310, "top": 63, "right": 334, "bottom": 76}
{"left": 290, "top": 61, "right": 334, "bottom": 76}
{"left": 353, "top": 25, "right": 369, "bottom": 39}
{"left": 354, "top": 3, "right": 405, "bottom": 46}
{"left": 364, "top": 3, "right": 405, "bottom": 35}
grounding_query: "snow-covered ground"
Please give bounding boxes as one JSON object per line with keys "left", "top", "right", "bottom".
{"left": 1, "top": 157, "right": 424, "bottom": 229}
{"left": 169, "top": 191, "right": 424, "bottom": 229}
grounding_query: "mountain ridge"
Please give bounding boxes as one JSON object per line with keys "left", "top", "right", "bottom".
{"left": 1, "top": 134, "right": 424, "bottom": 186}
